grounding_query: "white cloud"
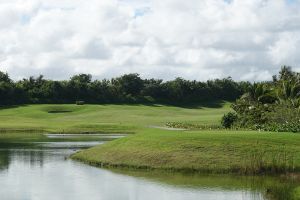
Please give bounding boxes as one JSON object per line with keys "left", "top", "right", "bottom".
{"left": 268, "top": 32, "right": 300, "bottom": 65}
{"left": 0, "top": 0, "right": 300, "bottom": 81}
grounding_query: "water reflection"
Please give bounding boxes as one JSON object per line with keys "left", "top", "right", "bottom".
{"left": 110, "top": 169, "right": 300, "bottom": 200}
{"left": 0, "top": 150, "right": 9, "bottom": 170}
{"left": 0, "top": 135, "right": 298, "bottom": 200}
{"left": 0, "top": 140, "right": 103, "bottom": 170}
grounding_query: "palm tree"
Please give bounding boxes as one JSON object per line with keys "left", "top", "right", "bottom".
{"left": 276, "top": 79, "right": 300, "bottom": 108}
{"left": 241, "top": 83, "right": 276, "bottom": 104}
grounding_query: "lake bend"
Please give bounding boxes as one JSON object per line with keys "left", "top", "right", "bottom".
{"left": 0, "top": 134, "right": 299, "bottom": 200}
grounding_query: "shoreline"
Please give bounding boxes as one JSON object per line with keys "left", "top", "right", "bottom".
{"left": 71, "top": 129, "right": 300, "bottom": 176}
{"left": 71, "top": 155, "right": 300, "bottom": 176}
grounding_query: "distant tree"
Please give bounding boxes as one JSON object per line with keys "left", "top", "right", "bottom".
{"left": 41, "top": 81, "right": 65, "bottom": 103}
{"left": 162, "top": 78, "right": 192, "bottom": 102}
{"left": 90, "top": 79, "right": 116, "bottom": 103}
{"left": 276, "top": 77, "right": 300, "bottom": 108}
{"left": 0, "top": 71, "right": 11, "bottom": 83}
{"left": 279, "top": 66, "right": 294, "bottom": 81}
{"left": 240, "top": 83, "right": 276, "bottom": 104}
{"left": 68, "top": 74, "right": 92, "bottom": 102}
{"left": 142, "top": 78, "right": 163, "bottom": 101}
{"left": 0, "top": 71, "right": 15, "bottom": 104}
{"left": 114, "top": 73, "right": 144, "bottom": 96}
{"left": 70, "top": 74, "right": 92, "bottom": 84}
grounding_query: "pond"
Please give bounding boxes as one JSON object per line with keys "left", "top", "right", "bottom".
{"left": 0, "top": 134, "right": 299, "bottom": 200}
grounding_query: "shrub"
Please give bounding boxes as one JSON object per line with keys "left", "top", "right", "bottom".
{"left": 221, "top": 112, "right": 238, "bottom": 128}
{"left": 231, "top": 67, "right": 300, "bottom": 133}
{"left": 263, "top": 121, "right": 300, "bottom": 133}
{"left": 166, "top": 122, "right": 222, "bottom": 130}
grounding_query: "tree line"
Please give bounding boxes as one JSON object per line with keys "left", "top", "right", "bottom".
{"left": 0, "top": 71, "right": 249, "bottom": 105}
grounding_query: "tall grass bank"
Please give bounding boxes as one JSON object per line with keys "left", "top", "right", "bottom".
{"left": 72, "top": 130, "right": 300, "bottom": 175}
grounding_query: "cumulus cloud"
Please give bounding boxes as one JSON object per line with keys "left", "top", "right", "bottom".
{"left": 0, "top": 0, "right": 299, "bottom": 81}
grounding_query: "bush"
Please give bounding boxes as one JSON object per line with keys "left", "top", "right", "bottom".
{"left": 263, "top": 121, "right": 300, "bottom": 133}
{"left": 166, "top": 122, "right": 222, "bottom": 130}
{"left": 221, "top": 112, "right": 238, "bottom": 128}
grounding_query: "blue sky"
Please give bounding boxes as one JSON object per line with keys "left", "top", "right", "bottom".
{"left": 0, "top": 0, "right": 300, "bottom": 81}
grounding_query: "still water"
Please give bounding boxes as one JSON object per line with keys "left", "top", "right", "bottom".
{"left": 0, "top": 134, "right": 298, "bottom": 200}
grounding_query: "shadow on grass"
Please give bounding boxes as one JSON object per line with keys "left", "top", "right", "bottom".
{"left": 47, "top": 110, "right": 73, "bottom": 114}
{"left": 102, "top": 100, "right": 229, "bottom": 109}
{"left": 172, "top": 100, "right": 229, "bottom": 109}
{"left": 0, "top": 104, "right": 28, "bottom": 110}
{"left": 0, "top": 100, "right": 230, "bottom": 110}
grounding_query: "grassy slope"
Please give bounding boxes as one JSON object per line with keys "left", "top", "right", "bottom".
{"left": 1, "top": 102, "right": 299, "bottom": 174}
{"left": 0, "top": 102, "right": 229, "bottom": 133}
{"left": 72, "top": 129, "right": 300, "bottom": 174}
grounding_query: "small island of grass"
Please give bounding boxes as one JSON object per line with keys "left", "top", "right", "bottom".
{"left": 71, "top": 129, "right": 300, "bottom": 174}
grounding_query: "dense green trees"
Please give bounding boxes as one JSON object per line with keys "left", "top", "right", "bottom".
{"left": 228, "top": 66, "right": 300, "bottom": 132}
{"left": 0, "top": 71, "right": 17, "bottom": 105}
{"left": 0, "top": 71, "right": 246, "bottom": 105}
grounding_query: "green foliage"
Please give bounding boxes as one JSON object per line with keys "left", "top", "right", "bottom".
{"left": 264, "top": 121, "right": 300, "bottom": 133}
{"left": 70, "top": 74, "right": 92, "bottom": 84}
{"left": 221, "top": 112, "right": 238, "bottom": 128}
{"left": 231, "top": 66, "right": 300, "bottom": 132}
{"left": 166, "top": 122, "right": 222, "bottom": 130}
{"left": 0, "top": 71, "right": 246, "bottom": 105}
{"left": 113, "top": 73, "right": 144, "bottom": 96}
{"left": 0, "top": 71, "right": 11, "bottom": 83}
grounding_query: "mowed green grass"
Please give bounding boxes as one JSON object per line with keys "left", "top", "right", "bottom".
{"left": 72, "top": 129, "right": 300, "bottom": 174}
{"left": 0, "top": 102, "right": 230, "bottom": 133}
{"left": 2, "top": 102, "right": 300, "bottom": 174}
